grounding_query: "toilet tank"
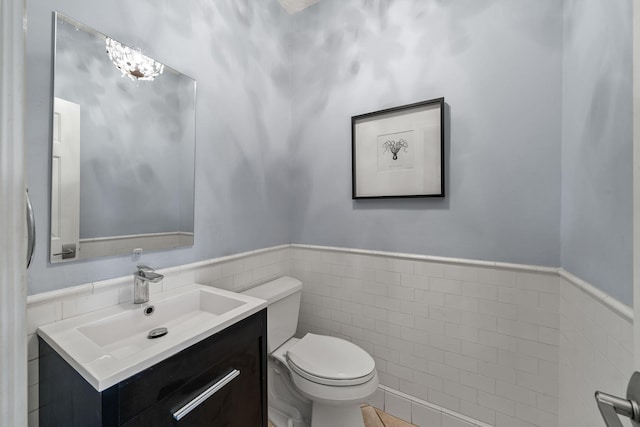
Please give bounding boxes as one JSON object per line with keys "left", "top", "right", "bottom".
{"left": 242, "top": 276, "right": 302, "bottom": 353}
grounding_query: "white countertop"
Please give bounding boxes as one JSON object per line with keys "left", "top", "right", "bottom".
{"left": 37, "top": 284, "right": 267, "bottom": 391}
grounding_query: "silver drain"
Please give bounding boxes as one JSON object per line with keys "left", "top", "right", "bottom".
{"left": 148, "top": 327, "right": 168, "bottom": 339}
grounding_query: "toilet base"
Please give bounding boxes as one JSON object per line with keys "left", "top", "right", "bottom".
{"left": 269, "top": 406, "right": 309, "bottom": 427}
{"left": 311, "top": 402, "right": 364, "bottom": 427}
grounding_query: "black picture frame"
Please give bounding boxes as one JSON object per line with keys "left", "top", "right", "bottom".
{"left": 352, "top": 97, "right": 445, "bottom": 199}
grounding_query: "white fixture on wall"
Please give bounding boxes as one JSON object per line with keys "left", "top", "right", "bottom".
{"left": 277, "top": 0, "right": 320, "bottom": 15}
{"left": 105, "top": 38, "right": 164, "bottom": 81}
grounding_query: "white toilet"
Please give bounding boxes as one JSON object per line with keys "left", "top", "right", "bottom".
{"left": 243, "top": 276, "right": 379, "bottom": 427}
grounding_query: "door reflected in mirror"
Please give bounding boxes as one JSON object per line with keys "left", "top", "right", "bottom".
{"left": 50, "top": 12, "right": 196, "bottom": 263}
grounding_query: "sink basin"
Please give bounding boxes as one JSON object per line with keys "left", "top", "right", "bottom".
{"left": 37, "top": 284, "right": 266, "bottom": 391}
{"left": 78, "top": 289, "right": 245, "bottom": 350}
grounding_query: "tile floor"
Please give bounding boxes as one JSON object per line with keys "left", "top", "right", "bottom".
{"left": 267, "top": 405, "right": 416, "bottom": 427}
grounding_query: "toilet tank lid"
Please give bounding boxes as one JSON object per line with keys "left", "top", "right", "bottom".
{"left": 242, "top": 276, "right": 302, "bottom": 304}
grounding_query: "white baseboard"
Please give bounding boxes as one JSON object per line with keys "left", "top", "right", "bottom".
{"left": 367, "top": 385, "right": 492, "bottom": 427}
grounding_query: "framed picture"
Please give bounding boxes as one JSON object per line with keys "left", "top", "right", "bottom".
{"left": 352, "top": 98, "right": 445, "bottom": 199}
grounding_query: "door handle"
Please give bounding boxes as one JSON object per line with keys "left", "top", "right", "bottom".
{"left": 596, "top": 372, "right": 640, "bottom": 426}
{"left": 26, "top": 187, "right": 35, "bottom": 268}
{"left": 595, "top": 391, "right": 638, "bottom": 426}
{"left": 52, "top": 243, "right": 76, "bottom": 259}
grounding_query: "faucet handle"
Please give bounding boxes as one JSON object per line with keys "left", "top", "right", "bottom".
{"left": 136, "top": 265, "right": 155, "bottom": 277}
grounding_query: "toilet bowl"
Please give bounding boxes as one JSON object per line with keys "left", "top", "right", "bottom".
{"left": 243, "top": 277, "right": 379, "bottom": 427}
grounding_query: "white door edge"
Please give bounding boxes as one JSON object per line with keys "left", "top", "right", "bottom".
{"left": 633, "top": 0, "right": 640, "bottom": 370}
{"left": 0, "top": 0, "right": 28, "bottom": 426}
{"left": 51, "top": 97, "right": 81, "bottom": 263}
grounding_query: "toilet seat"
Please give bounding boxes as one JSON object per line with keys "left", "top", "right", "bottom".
{"left": 286, "top": 334, "right": 376, "bottom": 387}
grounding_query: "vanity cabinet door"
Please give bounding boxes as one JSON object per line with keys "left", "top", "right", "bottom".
{"left": 39, "top": 309, "right": 267, "bottom": 427}
{"left": 122, "top": 341, "right": 261, "bottom": 426}
{"left": 118, "top": 310, "right": 267, "bottom": 426}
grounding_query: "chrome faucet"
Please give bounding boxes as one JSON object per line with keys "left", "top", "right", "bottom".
{"left": 133, "top": 265, "right": 164, "bottom": 304}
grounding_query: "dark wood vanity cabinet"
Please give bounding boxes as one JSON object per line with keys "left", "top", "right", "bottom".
{"left": 39, "top": 309, "right": 267, "bottom": 427}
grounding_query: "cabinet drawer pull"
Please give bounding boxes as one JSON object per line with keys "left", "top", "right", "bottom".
{"left": 173, "top": 369, "right": 241, "bottom": 421}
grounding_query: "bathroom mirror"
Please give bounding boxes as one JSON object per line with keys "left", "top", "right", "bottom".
{"left": 50, "top": 12, "right": 196, "bottom": 263}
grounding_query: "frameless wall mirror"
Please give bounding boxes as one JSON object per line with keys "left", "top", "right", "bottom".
{"left": 50, "top": 12, "right": 196, "bottom": 263}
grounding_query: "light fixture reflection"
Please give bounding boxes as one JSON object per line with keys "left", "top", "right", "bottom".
{"left": 105, "top": 38, "right": 164, "bottom": 82}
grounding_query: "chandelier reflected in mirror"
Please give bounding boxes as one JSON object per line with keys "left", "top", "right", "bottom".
{"left": 105, "top": 38, "right": 164, "bottom": 82}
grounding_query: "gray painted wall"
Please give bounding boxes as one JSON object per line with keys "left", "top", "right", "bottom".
{"left": 26, "top": 0, "right": 633, "bottom": 304}
{"left": 26, "top": 0, "right": 292, "bottom": 294}
{"left": 288, "top": 0, "right": 563, "bottom": 267}
{"left": 561, "top": 0, "right": 633, "bottom": 304}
